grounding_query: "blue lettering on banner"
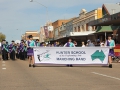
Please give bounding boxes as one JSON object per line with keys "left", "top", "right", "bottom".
{"left": 56, "top": 58, "right": 86, "bottom": 61}
{"left": 56, "top": 58, "right": 75, "bottom": 61}
{"left": 56, "top": 51, "right": 70, "bottom": 54}
{"left": 76, "top": 58, "right": 86, "bottom": 61}
{"left": 71, "top": 51, "right": 86, "bottom": 54}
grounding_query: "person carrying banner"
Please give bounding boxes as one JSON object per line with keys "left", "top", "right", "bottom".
{"left": 26, "top": 35, "right": 36, "bottom": 67}
{"left": 64, "top": 38, "right": 75, "bottom": 47}
{"left": 64, "top": 38, "right": 75, "bottom": 67}
{"left": 9, "top": 40, "right": 16, "bottom": 60}
{"left": 105, "top": 35, "right": 115, "bottom": 68}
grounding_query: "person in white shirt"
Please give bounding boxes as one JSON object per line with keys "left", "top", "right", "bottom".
{"left": 100, "top": 42, "right": 105, "bottom": 47}
{"left": 81, "top": 42, "right": 85, "bottom": 47}
{"left": 0, "top": 42, "right": 1, "bottom": 47}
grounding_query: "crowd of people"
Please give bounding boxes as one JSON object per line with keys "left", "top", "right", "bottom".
{"left": 0, "top": 34, "right": 118, "bottom": 68}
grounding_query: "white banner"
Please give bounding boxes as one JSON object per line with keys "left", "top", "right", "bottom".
{"left": 33, "top": 47, "right": 109, "bottom": 65}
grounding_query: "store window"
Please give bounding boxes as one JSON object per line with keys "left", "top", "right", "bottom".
{"left": 86, "top": 23, "right": 88, "bottom": 31}
{"left": 92, "top": 26, "right": 95, "bottom": 31}
{"left": 74, "top": 27, "right": 77, "bottom": 32}
{"left": 82, "top": 25, "right": 85, "bottom": 31}
{"left": 78, "top": 26, "right": 80, "bottom": 32}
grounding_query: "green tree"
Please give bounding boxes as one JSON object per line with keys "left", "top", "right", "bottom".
{"left": 0, "top": 32, "right": 6, "bottom": 42}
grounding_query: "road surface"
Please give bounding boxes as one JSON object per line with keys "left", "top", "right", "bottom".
{"left": 0, "top": 59, "right": 120, "bottom": 90}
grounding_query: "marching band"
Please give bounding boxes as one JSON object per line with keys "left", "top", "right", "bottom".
{"left": 1, "top": 35, "right": 39, "bottom": 61}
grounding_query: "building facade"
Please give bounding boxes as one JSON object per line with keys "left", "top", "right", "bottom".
{"left": 66, "top": 18, "right": 77, "bottom": 36}
{"left": 52, "top": 20, "right": 70, "bottom": 40}
{"left": 72, "top": 8, "right": 102, "bottom": 41}
{"left": 89, "top": 3, "right": 120, "bottom": 43}
{"left": 21, "top": 31, "right": 40, "bottom": 40}
{"left": 39, "top": 27, "right": 45, "bottom": 43}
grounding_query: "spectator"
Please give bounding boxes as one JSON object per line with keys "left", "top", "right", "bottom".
{"left": 81, "top": 42, "right": 85, "bottom": 47}
{"left": 73, "top": 40, "right": 77, "bottom": 47}
{"left": 95, "top": 41, "right": 100, "bottom": 47}
{"left": 86, "top": 40, "right": 95, "bottom": 47}
{"left": 100, "top": 42, "right": 105, "bottom": 47}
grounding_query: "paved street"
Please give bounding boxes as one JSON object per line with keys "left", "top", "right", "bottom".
{"left": 0, "top": 59, "right": 120, "bottom": 90}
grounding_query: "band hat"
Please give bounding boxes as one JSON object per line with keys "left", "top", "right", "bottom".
{"left": 12, "top": 40, "right": 15, "bottom": 42}
{"left": 28, "top": 35, "right": 33, "bottom": 39}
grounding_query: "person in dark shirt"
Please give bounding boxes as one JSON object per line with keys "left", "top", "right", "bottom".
{"left": 1, "top": 40, "right": 8, "bottom": 60}
{"left": 95, "top": 41, "right": 100, "bottom": 47}
{"left": 9, "top": 40, "right": 16, "bottom": 60}
{"left": 86, "top": 40, "right": 95, "bottom": 47}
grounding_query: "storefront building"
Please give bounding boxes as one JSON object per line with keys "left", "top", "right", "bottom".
{"left": 89, "top": 3, "right": 120, "bottom": 43}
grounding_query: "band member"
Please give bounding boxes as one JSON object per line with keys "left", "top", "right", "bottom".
{"left": 6, "top": 41, "right": 9, "bottom": 60}
{"left": 9, "top": 40, "right": 16, "bottom": 60}
{"left": 105, "top": 35, "right": 115, "bottom": 68}
{"left": 19, "top": 40, "right": 24, "bottom": 60}
{"left": 21, "top": 42, "right": 27, "bottom": 60}
{"left": 64, "top": 38, "right": 75, "bottom": 67}
{"left": 35, "top": 39, "right": 40, "bottom": 47}
{"left": 1, "top": 40, "right": 8, "bottom": 60}
{"left": 16, "top": 43, "right": 20, "bottom": 59}
{"left": 26, "top": 35, "right": 36, "bottom": 67}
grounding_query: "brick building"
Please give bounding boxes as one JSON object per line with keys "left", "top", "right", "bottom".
{"left": 21, "top": 31, "right": 39, "bottom": 40}
{"left": 52, "top": 20, "right": 70, "bottom": 40}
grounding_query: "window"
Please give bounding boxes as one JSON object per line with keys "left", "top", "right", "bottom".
{"left": 86, "top": 23, "right": 88, "bottom": 31}
{"left": 74, "top": 27, "right": 77, "bottom": 32}
{"left": 82, "top": 25, "right": 84, "bottom": 31}
{"left": 78, "top": 26, "right": 80, "bottom": 32}
{"left": 92, "top": 26, "right": 95, "bottom": 31}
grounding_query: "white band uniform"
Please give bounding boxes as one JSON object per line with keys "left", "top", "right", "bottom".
{"left": 33, "top": 47, "right": 109, "bottom": 65}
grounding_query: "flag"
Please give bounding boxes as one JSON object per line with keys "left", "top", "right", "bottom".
{"left": 44, "top": 26, "right": 49, "bottom": 38}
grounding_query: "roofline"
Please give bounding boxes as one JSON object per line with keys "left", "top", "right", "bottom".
{"left": 26, "top": 31, "right": 38, "bottom": 32}
{"left": 52, "top": 19, "right": 70, "bottom": 23}
{"left": 102, "top": 4, "right": 110, "bottom": 15}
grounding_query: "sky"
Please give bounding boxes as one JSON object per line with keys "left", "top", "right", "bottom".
{"left": 0, "top": 0, "right": 119, "bottom": 42}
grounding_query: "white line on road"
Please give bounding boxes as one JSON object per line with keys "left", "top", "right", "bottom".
{"left": 1, "top": 60, "right": 6, "bottom": 70}
{"left": 2, "top": 68, "right": 6, "bottom": 70}
{"left": 92, "top": 72, "right": 120, "bottom": 81}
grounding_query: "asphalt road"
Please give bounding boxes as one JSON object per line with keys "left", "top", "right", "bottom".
{"left": 0, "top": 59, "right": 120, "bottom": 90}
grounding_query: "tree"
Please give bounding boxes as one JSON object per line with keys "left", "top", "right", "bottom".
{"left": 0, "top": 32, "right": 6, "bottom": 42}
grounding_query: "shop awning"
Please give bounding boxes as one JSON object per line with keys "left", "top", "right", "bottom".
{"left": 96, "top": 26, "right": 113, "bottom": 33}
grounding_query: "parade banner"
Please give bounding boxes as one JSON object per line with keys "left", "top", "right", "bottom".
{"left": 43, "top": 26, "right": 49, "bottom": 38}
{"left": 33, "top": 47, "right": 109, "bottom": 65}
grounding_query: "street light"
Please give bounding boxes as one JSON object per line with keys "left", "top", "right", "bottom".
{"left": 30, "top": 0, "right": 48, "bottom": 23}
{"left": 30, "top": 0, "right": 51, "bottom": 43}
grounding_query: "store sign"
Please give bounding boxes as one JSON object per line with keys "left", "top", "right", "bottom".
{"left": 48, "top": 26, "right": 53, "bottom": 31}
